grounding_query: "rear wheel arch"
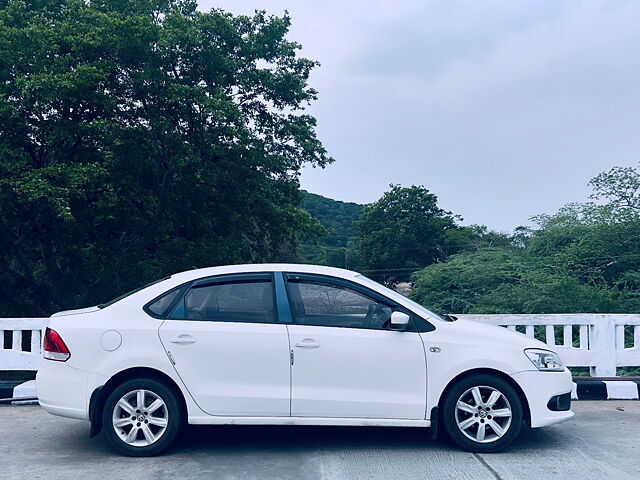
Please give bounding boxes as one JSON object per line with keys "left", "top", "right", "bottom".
{"left": 90, "top": 367, "right": 188, "bottom": 436}
{"left": 436, "top": 368, "right": 531, "bottom": 427}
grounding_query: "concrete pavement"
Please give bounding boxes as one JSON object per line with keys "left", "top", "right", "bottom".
{"left": 0, "top": 401, "right": 638, "bottom": 480}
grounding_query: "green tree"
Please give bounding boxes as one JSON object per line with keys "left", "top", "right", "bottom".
{"left": 589, "top": 164, "right": 640, "bottom": 215}
{"left": 0, "top": 0, "right": 331, "bottom": 316}
{"left": 410, "top": 248, "right": 620, "bottom": 314}
{"left": 410, "top": 164, "right": 640, "bottom": 315}
{"left": 353, "top": 185, "right": 462, "bottom": 282}
{"left": 410, "top": 248, "right": 527, "bottom": 313}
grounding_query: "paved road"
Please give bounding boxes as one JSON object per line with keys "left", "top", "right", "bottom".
{"left": 1, "top": 401, "right": 639, "bottom": 480}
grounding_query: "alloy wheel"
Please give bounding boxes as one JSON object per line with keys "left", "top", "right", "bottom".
{"left": 454, "top": 385, "right": 513, "bottom": 444}
{"left": 111, "top": 389, "right": 169, "bottom": 447}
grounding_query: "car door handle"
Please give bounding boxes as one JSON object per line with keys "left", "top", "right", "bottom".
{"left": 169, "top": 334, "right": 196, "bottom": 344}
{"left": 294, "top": 339, "right": 320, "bottom": 349}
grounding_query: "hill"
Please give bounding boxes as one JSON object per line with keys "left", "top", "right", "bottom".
{"left": 298, "top": 191, "right": 364, "bottom": 267}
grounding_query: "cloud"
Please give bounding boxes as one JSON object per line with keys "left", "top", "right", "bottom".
{"left": 202, "top": 0, "right": 640, "bottom": 231}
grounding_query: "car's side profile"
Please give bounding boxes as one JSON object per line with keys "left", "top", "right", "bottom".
{"left": 36, "top": 264, "right": 574, "bottom": 456}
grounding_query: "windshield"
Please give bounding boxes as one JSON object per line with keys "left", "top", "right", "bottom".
{"left": 97, "top": 276, "right": 171, "bottom": 309}
{"left": 355, "top": 274, "right": 448, "bottom": 321}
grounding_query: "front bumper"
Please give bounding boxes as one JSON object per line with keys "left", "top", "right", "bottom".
{"left": 511, "top": 368, "right": 574, "bottom": 428}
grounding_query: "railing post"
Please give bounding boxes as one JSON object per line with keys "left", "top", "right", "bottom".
{"left": 590, "top": 315, "right": 617, "bottom": 377}
{"left": 31, "top": 329, "right": 41, "bottom": 354}
{"left": 12, "top": 330, "right": 21, "bottom": 350}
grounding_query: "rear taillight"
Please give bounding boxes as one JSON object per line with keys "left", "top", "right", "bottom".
{"left": 42, "top": 327, "right": 70, "bottom": 362}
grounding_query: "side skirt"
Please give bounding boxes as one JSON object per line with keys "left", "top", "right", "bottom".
{"left": 188, "top": 416, "right": 431, "bottom": 427}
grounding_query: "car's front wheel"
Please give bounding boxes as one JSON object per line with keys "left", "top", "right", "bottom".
{"left": 441, "top": 374, "right": 523, "bottom": 453}
{"left": 102, "top": 377, "right": 183, "bottom": 456}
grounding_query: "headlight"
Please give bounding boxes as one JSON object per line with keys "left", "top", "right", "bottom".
{"left": 524, "top": 349, "right": 564, "bottom": 372}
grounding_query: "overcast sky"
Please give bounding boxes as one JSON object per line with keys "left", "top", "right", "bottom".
{"left": 201, "top": 0, "right": 640, "bottom": 231}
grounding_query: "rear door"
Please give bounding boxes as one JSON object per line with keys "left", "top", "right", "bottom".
{"left": 157, "top": 273, "right": 291, "bottom": 417}
{"left": 285, "top": 273, "right": 427, "bottom": 419}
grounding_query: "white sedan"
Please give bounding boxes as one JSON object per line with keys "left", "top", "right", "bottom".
{"left": 36, "top": 264, "right": 573, "bottom": 456}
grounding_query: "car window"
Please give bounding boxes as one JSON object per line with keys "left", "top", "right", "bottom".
{"left": 146, "top": 287, "right": 184, "bottom": 317}
{"left": 172, "top": 280, "right": 276, "bottom": 323}
{"left": 287, "top": 280, "right": 393, "bottom": 330}
{"left": 355, "top": 274, "right": 439, "bottom": 316}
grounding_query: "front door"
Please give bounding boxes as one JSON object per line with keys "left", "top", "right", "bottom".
{"left": 285, "top": 274, "right": 427, "bottom": 419}
{"left": 158, "top": 273, "right": 291, "bottom": 417}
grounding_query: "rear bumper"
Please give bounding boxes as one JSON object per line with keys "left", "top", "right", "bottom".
{"left": 511, "top": 368, "right": 574, "bottom": 428}
{"left": 36, "top": 361, "right": 90, "bottom": 421}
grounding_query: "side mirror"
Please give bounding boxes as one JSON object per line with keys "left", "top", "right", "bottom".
{"left": 390, "top": 311, "right": 410, "bottom": 331}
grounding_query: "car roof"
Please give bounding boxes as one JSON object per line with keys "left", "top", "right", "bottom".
{"left": 169, "top": 263, "right": 361, "bottom": 282}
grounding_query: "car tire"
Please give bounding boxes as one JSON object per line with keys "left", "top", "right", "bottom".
{"left": 441, "top": 374, "right": 523, "bottom": 453}
{"left": 101, "top": 377, "right": 183, "bottom": 456}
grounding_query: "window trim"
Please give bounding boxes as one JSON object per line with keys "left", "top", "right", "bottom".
{"left": 192, "top": 273, "right": 273, "bottom": 288}
{"left": 283, "top": 272, "right": 430, "bottom": 332}
{"left": 274, "top": 272, "right": 294, "bottom": 324}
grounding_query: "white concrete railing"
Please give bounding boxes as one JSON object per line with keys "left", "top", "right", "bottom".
{"left": 0, "top": 318, "right": 48, "bottom": 370}
{"left": 459, "top": 314, "right": 640, "bottom": 377}
{"left": 1, "top": 315, "right": 640, "bottom": 376}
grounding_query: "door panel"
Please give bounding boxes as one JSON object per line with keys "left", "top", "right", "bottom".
{"left": 284, "top": 274, "right": 427, "bottom": 419}
{"left": 157, "top": 275, "right": 291, "bottom": 417}
{"left": 288, "top": 325, "right": 427, "bottom": 419}
{"left": 159, "top": 320, "right": 291, "bottom": 416}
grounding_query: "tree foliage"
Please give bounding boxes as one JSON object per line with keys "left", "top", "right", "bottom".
{"left": 353, "top": 185, "right": 464, "bottom": 282}
{"left": 0, "top": 0, "right": 332, "bottom": 315}
{"left": 589, "top": 165, "right": 640, "bottom": 215}
{"left": 297, "top": 190, "right": 363, "bottom": 268}
{"left": 410, "top": 248, "right": 622, "bottom": 314}
{"left": 411, "top": 165, "right": 640, "bottom": 314}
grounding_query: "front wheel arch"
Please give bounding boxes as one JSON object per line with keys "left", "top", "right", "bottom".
{"left": 89, "top": 367, "right": 187, "bottom": 437}
{"left": 436, "top": 368, "right": 531, "bottom": 427}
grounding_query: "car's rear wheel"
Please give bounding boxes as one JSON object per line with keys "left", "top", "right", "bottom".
{"left": 102, "top": 378, "right": 183, "bottom": 456}
{"left": 441, "top": 374, "right": 523, "bottom": 453}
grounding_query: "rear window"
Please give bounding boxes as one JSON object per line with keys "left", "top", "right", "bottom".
{"left": 146, "top": 287, "right": 185, "bottom": 317}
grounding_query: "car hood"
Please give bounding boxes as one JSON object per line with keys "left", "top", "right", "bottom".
{"left": 51, "top": 306, "right": 101, "bottom": 317}
{"left": 451, "top": 318, "right": 551, "bottom": 351}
